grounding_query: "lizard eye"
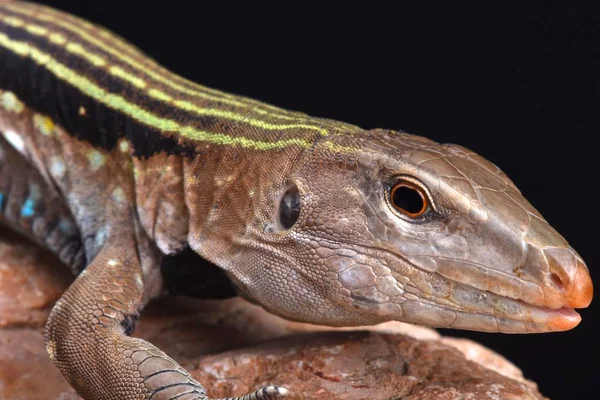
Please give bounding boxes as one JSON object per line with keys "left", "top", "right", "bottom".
{"left": 279, "top": 183, "right": 301, "bottom": 229}
{"left": 389, "top": 179, "right": 429, "bottom": 218}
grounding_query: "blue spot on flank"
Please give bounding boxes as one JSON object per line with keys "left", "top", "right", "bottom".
{"left": 21, "top": 198, "right": 36, "bottom": 218}
{"left": 0, "top": 193, "right": 4, "bottom": 211}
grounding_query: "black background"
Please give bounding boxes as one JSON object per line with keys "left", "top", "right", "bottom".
{"left": 31, "top": 1, "right": 599, "bottom": 398}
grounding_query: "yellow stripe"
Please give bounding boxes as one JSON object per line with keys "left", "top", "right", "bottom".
{"left": 48, "top": 32, "right": 66, "bottom": 45}
{"left": 173, "top": 100, "right": 329, "bottom": 135}
{"left": 18, "top": 2, "right": 359, "bottom": 134}
{"left": 5, "top": 3, "right": 300, "bottom": 119}
{"left": 0, "top": 12, "right": 331, "bottom": 136}
{"left": 321, "top": 141, "right": 360, "bottom": 154}
{"left": 109, "top": 65, "right": 146, "bottom": 88}
{"left": 0, "top": 31, "right": 313, "bottom": 150}
{"left": 148, "top": 88, "right": 173, "bottom": 102}
{"left": 4, "top": 3, "right": 364, "bottom": 135}
{"left": 0, "top": 12, "right": 107, "bottom": 68}
{"left": 25, "top": 23, "right": 47, "bottom": 35}
{"left": 33, "top": 4, "right": 293, "bottom": 113}
{"left": 2, "top": 15, "right": 23, "bottom": 27}
{"left": 22, "top": 1, "right": 196, "bottom": 93}
{"left": 65, "top": 42, "right": 106, "bottom": 66}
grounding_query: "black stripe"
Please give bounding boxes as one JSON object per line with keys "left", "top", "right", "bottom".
{"left": 0, "top": 18, "right": 198, "bottom": 158}
{"left": 0, "top": 7, "right": 322, "bottom": 154}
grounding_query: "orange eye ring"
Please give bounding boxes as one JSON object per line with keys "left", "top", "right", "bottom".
{"left": 389, "top": 180, "right": 429, "bottom": 218}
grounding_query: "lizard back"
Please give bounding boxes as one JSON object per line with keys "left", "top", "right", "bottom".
{"left": 0, "top": 1, "right": 350, "bottom": 276}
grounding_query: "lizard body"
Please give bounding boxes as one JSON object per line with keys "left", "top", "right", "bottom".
{"left": 0, "top": 2, "right": 593, "bottom": 399}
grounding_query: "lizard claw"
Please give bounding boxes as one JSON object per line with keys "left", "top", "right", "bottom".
{"left": 211, "top": 385, "right": 303, "bottom": 400}
{"left": 261, "top": 385, "right": 303, "bottom": 400}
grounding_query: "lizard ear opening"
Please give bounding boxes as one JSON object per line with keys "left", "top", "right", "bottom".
{"left": 278, "top": 183, "right": 301, "bottom": 230}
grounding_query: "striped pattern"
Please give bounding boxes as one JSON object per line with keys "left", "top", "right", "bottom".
{"left": 0, "top": 1, "right": 361, "bottom": 155}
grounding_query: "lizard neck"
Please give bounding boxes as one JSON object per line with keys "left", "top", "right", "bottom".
{"left": 0, "top": 2, "right": 353, "bottom": 272}
{"left": 131, "top": 135, "right": 309, "bottom": 269}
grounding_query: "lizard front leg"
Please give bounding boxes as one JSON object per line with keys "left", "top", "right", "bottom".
{"left": 45, "top": 227, "right": 299, "bottom": 400}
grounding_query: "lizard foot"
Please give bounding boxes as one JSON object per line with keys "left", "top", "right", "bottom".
{"left": 212, "top": 385, "right": 303, "bottom": 400}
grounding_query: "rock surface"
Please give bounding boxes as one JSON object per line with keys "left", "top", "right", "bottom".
{"left": 0, "top": 232, "right": 547, "bottom": 400}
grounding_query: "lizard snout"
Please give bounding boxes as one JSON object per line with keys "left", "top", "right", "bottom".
{"left": 568, "top": 259, "right": 593, "bottom": 308}
{"left": 545, "top": 248, "right": 593, "bottom": 309}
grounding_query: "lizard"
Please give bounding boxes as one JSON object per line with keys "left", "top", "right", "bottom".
{"left": 0, "top": 1, "right": 593, "bottom": 399}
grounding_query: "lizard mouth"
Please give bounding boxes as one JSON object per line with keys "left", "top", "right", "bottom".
{"left": 399, "top": 276, "right": 584, "bottom": 333}
{"left": 404, "top": 269, "right": 583, "bottom": 333}
{"left": 368, "top": 280, "right": 582, "bottom": 333}
{"left": 395, "top": 284, "right": 582, "bottom": 333}
{"left": 503, "top": 300, "right": 581, "bottom": 332}
{"left": 345, "top": 244, "right": 585, "bottom": 333}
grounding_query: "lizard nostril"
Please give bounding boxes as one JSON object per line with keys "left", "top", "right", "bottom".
{"left": 544, "top": 248, "right": 593, "bottom": 308}
{"left": 550, "top": 272, "right": 564, "bottom": 290}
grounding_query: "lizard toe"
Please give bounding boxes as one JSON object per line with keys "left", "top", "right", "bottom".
{"left": 260, "top": 385, "right": 303, "bottom": 400}
{"left": 211, "top": 385, "right": 303, "bottom": 400}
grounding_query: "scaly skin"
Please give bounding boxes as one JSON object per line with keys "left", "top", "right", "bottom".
{"left": 0, "top": 2, "right": 593, "bottom": 399}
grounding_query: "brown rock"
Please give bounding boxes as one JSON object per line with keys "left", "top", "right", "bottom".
{"left": 189, "top": 331, "right": 545, "bottom": 400}
{"left": 0, "top": 230, "right": 72, "bottom": 328}
{"left": 0, "top": 233, "right": 547, "bottom": 400}
{"left": 0, "top": 328, "right": 80, "bottom": 400}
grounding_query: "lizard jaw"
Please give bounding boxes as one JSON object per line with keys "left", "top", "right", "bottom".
{"left": 347, "top": 282, "right": 583, "bottom": 333}
{"left": 517, "top": 304, "right": 581, "bottom": 332}
{"left": 335, "top": 245, "right": 590, "bottom": 333}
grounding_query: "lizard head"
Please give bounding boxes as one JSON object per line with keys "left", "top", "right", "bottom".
{"left": 229, "top": 129, "right": 592, "bottom": 333}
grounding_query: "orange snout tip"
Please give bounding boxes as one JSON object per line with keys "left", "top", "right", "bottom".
{"left": 566, "top": 260, "right": 593, "bottom": 309}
